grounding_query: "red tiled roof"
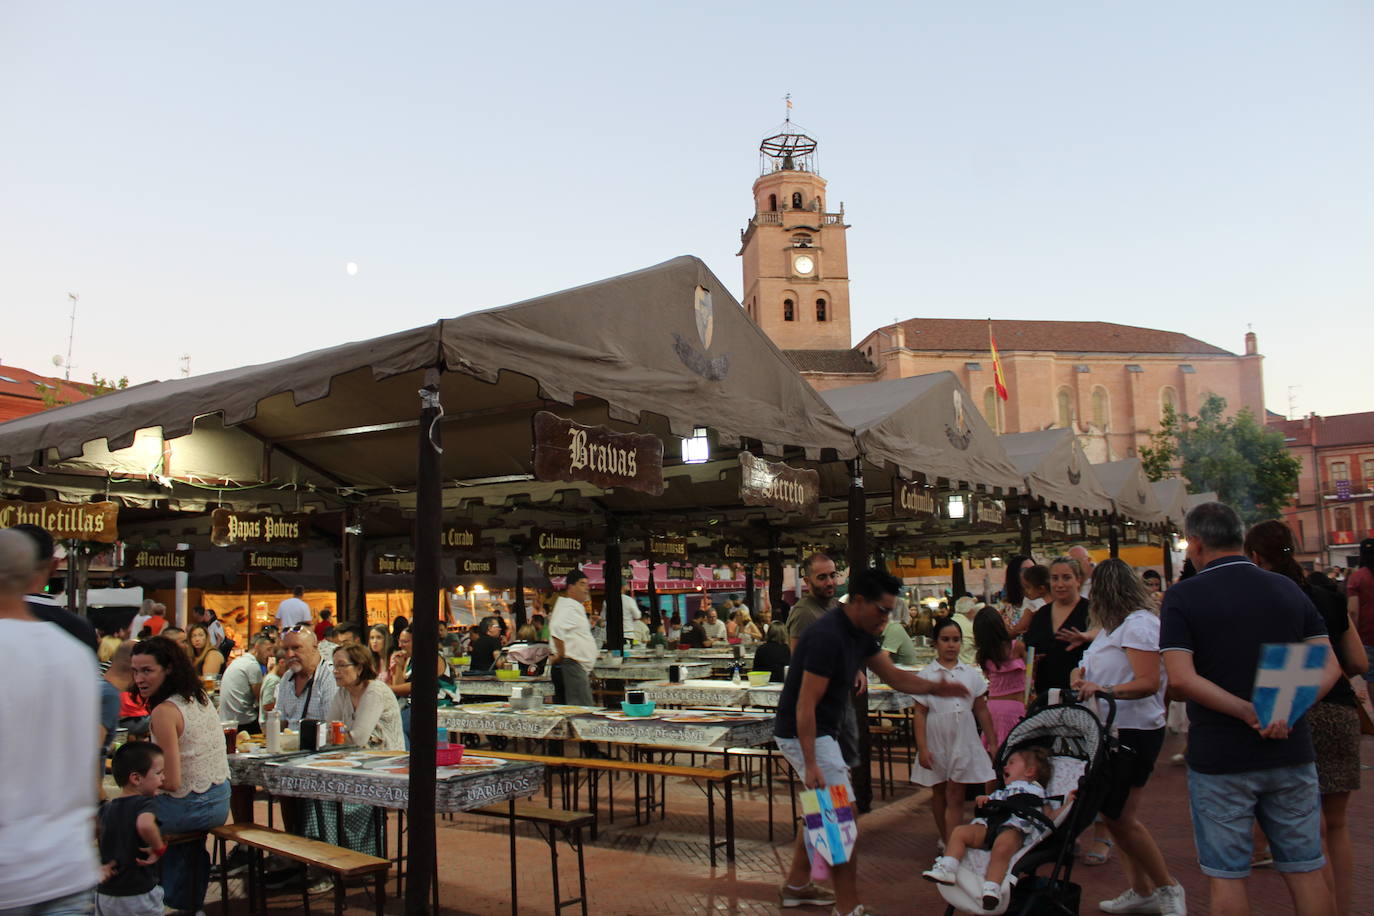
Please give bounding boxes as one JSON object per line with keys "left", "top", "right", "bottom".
{"left": 0, "top": 364, "right": 93, "bottom": 423}
{"left": 891, "top": 318, "right": 1234, "bottom": 356}
{"left": 784, "top": 349, "right": 878, "bottom": 374}
{"left": 1268, "top": 411, "right": 1374, "bottom": 448}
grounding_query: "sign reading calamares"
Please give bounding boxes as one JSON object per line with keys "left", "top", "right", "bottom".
{"left": 532, "top": 411, "right": 664, "bottom": 496}
{"left": 738, "top": 451, "right": 819, "bottom": 516}
{"left": 0, "top": 500, "right": 118, "bottom": 543}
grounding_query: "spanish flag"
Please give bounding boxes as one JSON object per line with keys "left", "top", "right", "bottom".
{"left": 989, "top": 320, "right": 1008, "bottom": 401}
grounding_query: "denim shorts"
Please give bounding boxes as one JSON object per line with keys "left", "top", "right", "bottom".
{"left": 1187, "top": 762, "right": 1324, "bottom": 878}
{"left": 775, "top": 734, "right": 854, "bottom": 797}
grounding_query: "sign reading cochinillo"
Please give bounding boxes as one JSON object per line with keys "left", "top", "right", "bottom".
{"left": 645, "top": 536, "right": 688, "bottom": 560}
{"left": 892, "top": 478, "right": 938, "bottom": 519}
{"left": 210, "top": 509, "right": 308, "bottom": 547}
{"left": 129, "top": 549, "right": 194, "bottom": 572}
{"left": 371, "top": 554, "right": 416, "bottom": 576}
{"left": 243, "top": 550, "right": 302, "bottom": 572}
{"left": 0, "top": 499, "right": 119, "bottom": 543}
{"left": 457, "top": 556, "right": 496, "bottom": 576}
{"left": 532, "top": 411, "right": 664, "bottom": 496}
{"left": 440, "top": 522, "right": 482, "bottom": 552}
{"left": 738, "top": 451, "right": 819, "bottom": 516}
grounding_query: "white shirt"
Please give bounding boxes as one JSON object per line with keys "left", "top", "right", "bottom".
{"left": 1081, "top": 609, "right": 1166, "bottom": 731}
{"left": 275, "top": 596, "right": 312, "bottom": 629}
{"left": 0, "top": 619, "right": 102, "bottom": 907}
{"left": 702, "top": 618, "right": 728, "bottom": 641}
{"left": 911, "top": 659, "right": 988, "bottom": 714}
{"left": 550, "top": 596, "right": 598, "bottom": 669}
{"left": 600, "top": 595, "right": 641, "bottom": 644}
{"left": 219, "top": 652, "right": 264, "bottom": 725}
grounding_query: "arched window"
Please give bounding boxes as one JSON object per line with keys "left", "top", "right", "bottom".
{"left": 783, "top": 298, "right": 795, "bottom": 321}
{"left": 1160, "top": 386, "right": 1177, "bottom": 421}
{"left": 767, "top": 193, "right": 777, "bottom": 212}
{"left": 1091, "top": 387, "right": 1109, "bottom": 429}
{"left": 983, "top": 387, "right": 1000, "bottom": 433}
{"left": 791, "top": 191, "right": 803, "bottom": 209}
{"left": 1056, "top": 388, "right": 1072, "bottom": 428}
{"left": 816, "top": 298, "right": 827, "bottom": 321}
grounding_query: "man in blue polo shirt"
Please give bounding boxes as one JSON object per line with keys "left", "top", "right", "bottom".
{"left": 774, "top": 568, "right": 968, "bottom": 916}
{"left": 1161, "top": 502, "right": 1339, "bottom": 916}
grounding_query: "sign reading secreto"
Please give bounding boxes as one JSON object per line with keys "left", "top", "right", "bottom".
{"left": 645, "top": 536, "right": 688, "bottom": 560}
{"left": 243, "top": 551, "right": 302, "bottom": 572}
{"left": 441, "top": 522, "right": 482, "bottom": 552}
{"left": 532, "top": 411, "right": 664, "bottom": 496}
{"left": 531, "top": 528, "right": 587, "bottom": 556}
{"left": 891, "top": 477, "right": 938, "bottom": 520}
{"left": 211, "top": 509, "right": 308, "bottom": 547}
{"left": 129, "top": 549, "right": 195, "bottom": 572}
{"left": 0, "top": 499, "right": 119, "bottom": 543}
{"left": 738, "top": 451, "right": 819, "bottom": 516}
{"left": 371, "top": 554, "right": 416, "bottom": 576}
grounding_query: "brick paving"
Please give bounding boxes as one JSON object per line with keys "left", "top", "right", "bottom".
{"left": 210, "top": 731, "right": 1374, "bottom": 914}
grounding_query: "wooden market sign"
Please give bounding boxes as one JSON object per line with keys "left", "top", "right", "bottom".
{"left": 371, "top": 554, "right": 416, "bottom": 576}
{"left": 645, "top": 535, "right": 688, "bottom": 560}
{"left": 243, "top": 550, "right": 302, "bottom": 572}
{"left": 973, "top": 497, "right": 1006, "bottom": 527}
{"left": 719, "top": 542, "right": 752, "bottom": 561}
{"left": 0, "top": 499, "right": 118, "bottom": 543}
{"left": 738, "top": 451, "right": 819, "bottom": 516}
{"left": 665, "top": 563, "right": 696, "bottom": 581}
{"left": 892, "top": 477, "right": 938, "bottom": 520}
{"left": 543, "top": 559, "right": 581, "bottom": 579}
{"left": 1042, "top": 514, "right": 1070, "bottom": 537}
{"left": 531, "top": 528, "right": 588, "bottom": 556}
{"left": 457, "top": 556, "right": 496, "bottom": 576}
{"left": 440, "top": 522, "right": 482, "bottom": 552}
{"left": 129, "top": 548, "right": 194, "bottom": 572}
{"left": 532, "top": 411, "right": 665, "bottom": 496}
{"left": 210, "top": 509, "right": 308, "bottom": 547}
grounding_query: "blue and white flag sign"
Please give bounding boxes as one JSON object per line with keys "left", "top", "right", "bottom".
{"left": 1253, "top": 643, "right": 1330, "bottom": 728}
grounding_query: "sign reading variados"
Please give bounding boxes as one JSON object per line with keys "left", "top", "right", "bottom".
{"left": 211, "top": 509, "right": 307, "bottom": 547}
{"left": 0, "top": 499, "right": 118, "bottom": 543}
{"left": 738, "top": 451, "right": 819, "bottom": 516}
{"left": 532, "top": 411, "right": 664, "bottom": 496}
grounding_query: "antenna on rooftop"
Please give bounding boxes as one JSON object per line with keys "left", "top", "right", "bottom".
{"left": 180, "top": 354, "right": 191, "bottom": 378}
{"left": 62, "top": 293, "right": 78, "bottom": 381}
{"left": 1287, "top": 385, "right": 1300, "bottom": 421}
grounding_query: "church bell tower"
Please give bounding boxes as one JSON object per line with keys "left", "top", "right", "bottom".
{"left": 738, "top": 119, "right": 852, "bottom": 351}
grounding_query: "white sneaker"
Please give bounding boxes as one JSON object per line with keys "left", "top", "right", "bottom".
{"left": 921, "top": 857, "right": 958, "bottom": 886}
{"left": 1099, "top": 888, "right": 1163, "bottom": 914}
{"left": 981, "top": 881, "right": 1002, "bottom": 910}
{"left": 1153, "top": 883, "right": 1186, "bottom": 915}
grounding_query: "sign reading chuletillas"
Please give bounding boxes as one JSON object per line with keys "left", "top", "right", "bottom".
{"left": 211, "top": 509, "right": 307, "bottom": 547}
{"left": 129, "top": 549, "right": 195, "bottom": 572}
{"left": 371, "top": 554, "right": 415, "bottom": 576}
{"left": 0, "top": 499, "right": 119, "bottom": 543}
{"left": 243, "top": 551, "right": 302, "bottom": 572}
{"left": 531, "top": 528, "right": 587, "bottom": 556}
{"left": 645, "top": 536, "right": 688, "bottom": 560}
{"left": 892, "top": 477, "right": 938, "bottom": 519}
{"left": 738, "top": 451, "right": 819, "bottom": 516}
{"left": 457, "top": 556, "right": 496, "bottom": 576}
{"left": 440, "top": 522, "right": 482, "bottom": 552}
{"left": 532, "top": 411, "right": 664, "bottom": 496}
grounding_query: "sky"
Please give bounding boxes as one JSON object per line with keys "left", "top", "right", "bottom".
{"left": 3, "top": 2, "right": 1371, "bottom": 419}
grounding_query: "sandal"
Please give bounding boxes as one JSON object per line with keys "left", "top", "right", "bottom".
{"left": 1082, "top": 837, "right": 1114, "bottom": 865}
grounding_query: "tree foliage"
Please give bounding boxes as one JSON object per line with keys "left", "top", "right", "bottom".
{"left": 1139, "top": 403, "right": 1180, "bottom": 482}
{"left": 34, "top": 372, "right": 129, "bottom": 408}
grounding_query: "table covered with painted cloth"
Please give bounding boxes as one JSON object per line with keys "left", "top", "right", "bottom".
{"left": 591, "top": 660, "right": 710, "bottom": 681}
{"left": 566, "top": 708, "right": 774, "bottom": 749}
{"left": 747, "top": 683, "right": 916, "bottom": 713}
{"left": 437, "top": 702, "right": 591, "bottom": 740}
{"left": 455, "top": 676, "right": 556, "bottom": 698}
{"left": 637, "top": 679, "right": 750, "bottom": 708}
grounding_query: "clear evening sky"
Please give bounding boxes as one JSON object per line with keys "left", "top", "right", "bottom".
{"left": 2, "top": 2, "right": 1370, "bottom": 419}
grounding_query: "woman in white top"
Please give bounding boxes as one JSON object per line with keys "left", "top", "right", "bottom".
{"left": 329, "top": 644, "right": 406, "bottom": 750}
{"left": 131, "top": 635, "right": 231, "bottom": 913}
{"left": 1069, "top": 558, "right": 1185, "bottom": 915}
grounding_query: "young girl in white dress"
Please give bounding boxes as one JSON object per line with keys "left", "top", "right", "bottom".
{"left": 912, "top": 616, "right": 998, "bottom": 844}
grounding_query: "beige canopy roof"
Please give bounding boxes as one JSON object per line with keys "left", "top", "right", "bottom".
{"left": 1093, "top": 458, "right": 1166, "bottom": 524}
{"left": 999, "top": 428, "right": 1114, "bottom": 515}
{"left": 1151, "top": 478, "right": 1189, "bottom": 525}
{"left": 819, "top": 373, "right": 1022, "bottom": 493}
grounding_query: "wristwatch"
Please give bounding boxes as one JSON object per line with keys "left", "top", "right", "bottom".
{"left": 1101, "top": 685, "right": 1116, "bottom": 698}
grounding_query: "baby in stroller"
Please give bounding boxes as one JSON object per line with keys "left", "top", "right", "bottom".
{"left": 923, "top": 746, "right": 1074, "bottom": 910}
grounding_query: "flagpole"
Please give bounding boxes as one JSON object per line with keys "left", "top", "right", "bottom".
{"left": 988, "top": 318, "right": 1004, "bottom": 433}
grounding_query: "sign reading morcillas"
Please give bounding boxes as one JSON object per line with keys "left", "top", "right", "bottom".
{"left": 645, "top": 536, "right": 688, "bottom": 560}
{"left": 371, "top": 554, "right": 416, "bottom": 576}
{"left": 738, "top": 451, "right": 819, "bottom": 516}
{"left": 129, "top": 549, "right": 195, "bottom": 572}
{"left": 891, "top": 477, "right": 938, "bottom": 519}
{"left": 440, "top": 522, "right": 482, "bottom": 552}
{"left": 210, "top": 509, "right": 307, "bottom": 547}
{"left": 243, "top": 551, "right": 303, "bottom": 572}
{"left": 532, "top": 411, "right": 665, "bottom": 496}
{"left": 457, "top": 556, "right": 496, "bottom": 576}
{"left": 0, "top": 499, "right": 119, "bottom": 543}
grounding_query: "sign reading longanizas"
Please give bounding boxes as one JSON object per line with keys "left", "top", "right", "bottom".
{"left": 532, "top": 411, "right": 664, "bottom": 496}
{"left": 0, "top": 499, "right": 119, "bottom": 543}
{"left": 738, "top": 451, "right": 819, "bottom": 516}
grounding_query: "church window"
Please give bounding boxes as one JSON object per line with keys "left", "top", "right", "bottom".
{"left": 1160, "top": 386, "right": 1177, "bottom": 421}
{"left": 816, "top": 298, "right": 827, "bottom": 321}
{"left": 983, "top": 387, "right": 1000, "bottom": 433}
{"left": 1091, "top": 387, "right": 1109, "bottom": 429}
{"left": 768, "top": 194, "right": 777, "bottom": 212}
{"left": 783, "top": 298, "right": 795, "bottom": 321}
{"left": 791, "top": 191, "right": 803, "bottom": 209}
{"left": 1056, "top": 388, "right": 1072, "bottom": 428}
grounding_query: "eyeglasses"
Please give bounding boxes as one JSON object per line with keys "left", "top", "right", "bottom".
{"left": 333, "top": 661, "right": 356, "bottom": 669}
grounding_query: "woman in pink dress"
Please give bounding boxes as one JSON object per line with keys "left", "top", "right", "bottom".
{"left": 974, "top": 606, "right": 1027, "bottom": 751}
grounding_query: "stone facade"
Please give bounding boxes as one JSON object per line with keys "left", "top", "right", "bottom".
{"left": 1268, "top": 411, "right": 1374, "bottom": 568}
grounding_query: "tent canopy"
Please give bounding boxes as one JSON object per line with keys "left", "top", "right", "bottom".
{"left": 999, "top": 428, "right": 1115, "bottom": 516}
{"left": 1093, "top": 458, "right": 1165, "bottom": 524}
{"left": 1151, "top": 478, "right": 1190, "bottom": 525}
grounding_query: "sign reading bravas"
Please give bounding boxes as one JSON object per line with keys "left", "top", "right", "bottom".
{"left": 371, "top": 554, "right": 415, "bottom": 576}
{"left": 738, "top": 451, "right": 819, "bottom": 516}
{"left": 891, "top": 478, "right": 938, "bottom": 519}
{"left": 441, "top": 523, "right": 482, "bottom": 552}
{"left": 244, "top": 551, "right": 302, "bottom": 572}
{"left": 645, "top": 536, "right": 688, "bottom": 559}
{"left": 457, "top": 556, "right": 496, "bottom": 576}
{"left": 211, "top": 509, "right": 307, "bottom": 547}
{"left": 531, "top": 528, "right": 587, "bottom": 556}
{"left": 0, "top": 499, "right": 118, "bottom": 543}
{"left": 532, "top": 411, "right": 664, "bottom": 496}
{"left": 129, "top": 549, "right": 195, "bottom": 572}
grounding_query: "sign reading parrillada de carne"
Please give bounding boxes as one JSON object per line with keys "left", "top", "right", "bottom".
{"left": 892, "top": 477, "right": 938, "bottom": 519}
{"left": 0, "top": 499, "right": 118, "bottom": 543}
{"left": 129, "top": 549, "right": 194, "bottom": 572}
{"left": 210, "top": 509, "right": 307, "bottom": 547}
{"left": 370, "top": 554, "right": 415, "bottom": 576}
{"left": 531, "top": 528, "right": 587, "bottom": 556}
{"left": 645, "top": 536, "right": 688, "bottom": 559}
{"left": 457, "top": 556, "right": 495, "bottom": 576}
{"left": 243, "top": 551, "right": 302, "bottom": 572}
{"left": 532, "top": 411, "right": 664, "bottom": 496}
{"left": 738, "top": 451, "right": 819, "bottom": 516}
{"left": 440, "top": 522, "right": 482, "bottom": 552}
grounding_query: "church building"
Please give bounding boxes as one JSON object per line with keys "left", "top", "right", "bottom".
{"left": 738, "top": 122, "right": 1265, "bottom": 463}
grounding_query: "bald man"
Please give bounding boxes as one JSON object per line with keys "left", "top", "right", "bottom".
{"left": 1068, "top": 545, "right": 1095, "bottom": 599}
{"left": 276, "top": 627, "right": 336, "bottom": 729}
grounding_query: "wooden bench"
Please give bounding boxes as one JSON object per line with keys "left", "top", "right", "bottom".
{"left": 626, "top": 743, "right": 793, "bottom": 841}
{"left": 868, "top": 724, "right": 898, "bottom": 798}
{"left": 211, "top": 823, "right": 389, "bottom": 916}
{"left": 470, "top": 801, "right": 593, "bottom": 916}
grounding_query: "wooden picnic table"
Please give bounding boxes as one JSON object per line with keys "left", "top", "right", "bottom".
{"left": 591, "top": 661, "right": 710, "bottom": 681}
{"left": 638, "top": 679, "right": 751, "bottom": 708}
{"left": 455, "top": 676, "right": 556, "bottom": 698}
{"left": 437, "top": 702, "right": 775, "bottom": 749}
{"left": 747, "top": 683, "right": 917, "bottom": 713}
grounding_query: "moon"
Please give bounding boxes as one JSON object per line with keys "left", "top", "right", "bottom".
{"left": 345, "top": 261, "right": 359, "bottom": 276}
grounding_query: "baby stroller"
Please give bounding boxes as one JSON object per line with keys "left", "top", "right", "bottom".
{"left": 938, "top": 691, "right": 1117, "bottom": 915}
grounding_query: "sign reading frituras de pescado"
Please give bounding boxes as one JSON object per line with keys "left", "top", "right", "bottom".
{"left": 892, "top": 478, "right": 938, "bottom": 519}
{"left": 129, "top": 549, "right": 195, "bottom": 572}
{"left": 531, "top": 528, "right": 587, "bottom": 556}
{"left": 210, "top": 509, "right": 307, "bottom": 547}
{"left": 0, "top": 499, "right": 119, "bottom": 543}
{"left": 371, "top": 554, "right": 415, "bottom": 576}
{"left": 441, "top": 522, "right": 482, "bottom": 552}
{"left": 457, "top": 556, "right": 496, "bottom": 576}
{"left": 738, "top": 451, "right": 819, "bottom": 516}
{"left": 532, "top": 411, "right": 664, "bottom": 496}
{"left": 645, "top": 536, "right": 688, "bottom": 560}
{"left": 243, "top": 551, "right": 302, "bottom": 572}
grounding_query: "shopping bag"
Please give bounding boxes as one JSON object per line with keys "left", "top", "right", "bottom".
{"left": 1252, "top": 643, "right": 1330, "bottom": 728}
{"left": 800, "top": 784, "right": 858, "bottom": 866}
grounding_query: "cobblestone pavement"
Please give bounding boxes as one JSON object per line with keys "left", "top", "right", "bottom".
{"left": 210, "top": 730, "right": 1374, "bottom": 914}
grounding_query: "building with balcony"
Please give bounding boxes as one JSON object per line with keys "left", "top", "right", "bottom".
{"left": 1268, "top": 410, "right": 1374, "bottom": 569}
